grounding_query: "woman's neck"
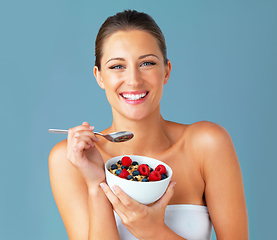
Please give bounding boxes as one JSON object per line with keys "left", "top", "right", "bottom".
{"left": 106, "top": 109, "right": 172, "bottom": 157}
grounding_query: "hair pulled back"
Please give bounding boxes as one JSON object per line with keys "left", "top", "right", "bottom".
{"left": 95, "top": 10, "right": 168, "bottom": 70}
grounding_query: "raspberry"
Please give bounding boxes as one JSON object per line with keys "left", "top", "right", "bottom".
{"left": 138, "top": 164, "right": 150, "bottom": 176}
{"left": 155, "top": 164, "right": 167, "bottom": 175}
{"left": 119, "top": 169, "right": 129, "bottom": 179}
{"left": 121, "top": 156, "right": 132, "bottom": 167}
{"left": 149, "top": 171, "right": 161, "bottom": 181}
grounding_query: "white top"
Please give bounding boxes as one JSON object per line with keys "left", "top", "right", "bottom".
{"left": 114, "top": 204, "right": 212, "bottom": 240}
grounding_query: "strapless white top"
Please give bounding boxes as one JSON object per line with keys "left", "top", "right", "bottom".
{"left": 114, "top": 204, "right": 212, "bottom": 240}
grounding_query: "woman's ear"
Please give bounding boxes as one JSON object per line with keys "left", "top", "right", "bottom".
{"left": 93, "top": 66, "right": 105, "bottom": 89}
{"left": 164, "top": 60, "right": 172, "bottom": 85}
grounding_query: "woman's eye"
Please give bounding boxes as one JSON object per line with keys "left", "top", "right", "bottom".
{"left": 110, "top": 65, "right": 124, "bottom": 69}
{"left": 141, "top": 61, "right": 156, "bottom": 67}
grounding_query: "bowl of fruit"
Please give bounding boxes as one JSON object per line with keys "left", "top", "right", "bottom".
{"left": 105, "top": 155, "right": 173, "bottom": 205}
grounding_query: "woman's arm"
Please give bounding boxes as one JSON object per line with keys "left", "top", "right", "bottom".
{"left": 193, "top": 122, "right": 249, "bottom": 240}
{"left": 49, "top": 123, "right": 120, "bottom": 240}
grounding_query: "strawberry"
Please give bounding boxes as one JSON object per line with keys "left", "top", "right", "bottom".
{"left": 149, "top": 171, "right": 161, "bottom": 181}
{"left": 119, "top": 169, "right": 129, "bottom": 179}
{"left": 121, "top": 156, "right": 132, "bottom": 167}
{"left": 138, "top": 164, "right": 150, "bottom": 176}
{"left": 155, "top": 164, "right": 167, "bottom": 175}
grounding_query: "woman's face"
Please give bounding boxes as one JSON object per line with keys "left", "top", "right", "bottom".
{"left": 94, "top": 30, "right": 171, "bottom": 121}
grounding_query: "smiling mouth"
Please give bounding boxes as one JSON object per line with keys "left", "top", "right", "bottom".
{"left": 120, "top": 92, "right": 149, "bottom": 100}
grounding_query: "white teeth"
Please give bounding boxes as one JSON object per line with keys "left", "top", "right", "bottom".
{"left": 122, "top": 92, "right": 147, "bottom": 100}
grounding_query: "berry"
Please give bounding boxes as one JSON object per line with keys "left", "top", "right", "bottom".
{"left": 127, "top": 175, "right": 133, "bottom": 180}
{"left": 138, "top": 164, "right": 150, "bottom": 176}
{"left": 117, "top": 160, "right": 122, "bottom": 165}
{"left": 149, "top": 171, "right": 161, "bottom": 181}
{"left": 121, "top": 165, "right": 128, "bottom": 170}
{"left": 121, "top": 156, "right": 132, "bottom": 167}
{"left": 115, "top": 169, "right": 122, "bottom": 176}
{"left": 133, "top": 177, "right": 138, "bottom": 181}
{"left": 110, "top": 164, "right": 118, "bottom": 170}
{"left": 142, "top": 178, "right": 149, "bottom": 182}
{"left": 132, "top": 170, "right": 140, "bottom": 176}
{"left": 119, "top": 169, "right": 129, "bottom": 179}
{"left": 155, "top": 164, "right": 167, "bottom": 175}
{"left": 161, "top": 173, "right": 167, "bottom": 180}
{"left": 132, "top": 161, "right": 139, "bottom": 166}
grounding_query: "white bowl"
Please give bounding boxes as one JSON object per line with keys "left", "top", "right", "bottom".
{"left": 105, "top": 155, "right": 173, "bottom": 205}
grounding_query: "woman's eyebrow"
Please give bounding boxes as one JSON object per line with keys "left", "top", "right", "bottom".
{"left": 139, "top": 54, "right": 159, "bottom": 60}
{"left": 105, "top": 57, "right": 125, "bottom": 65}
{"left": 105, "top": 54, "right": 159, "bottom": 65}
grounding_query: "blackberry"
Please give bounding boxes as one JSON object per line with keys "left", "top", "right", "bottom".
{"left": 132, "top": 170, "right": 140, "bottom": 176}
{"left": 115, "top": 169, "right": 122, "bottom": 176}
{"left": 127, "top": 175, "right": 133, "bottom": 180}
{"left": 110, "top": 164, "right": 118, "bottom": 170}
{"left": 161, "top": 173, "right": 167, "bottom": 180}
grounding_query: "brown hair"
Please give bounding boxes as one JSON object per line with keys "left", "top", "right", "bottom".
{"left": 95, "top": 10, "right": 168, "bottom": 70}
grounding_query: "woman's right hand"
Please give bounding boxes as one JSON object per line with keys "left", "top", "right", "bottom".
{"left": 66, "top": 122, "right": 105, "bottom": 187}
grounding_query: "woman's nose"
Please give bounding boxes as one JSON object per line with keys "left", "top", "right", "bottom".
{"left": 125, "top": 67, "right": 143, "bottom": 87}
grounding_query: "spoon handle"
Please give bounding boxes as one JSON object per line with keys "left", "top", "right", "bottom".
{"left": 48, "top": 129, "right": 68, "bottom": 134}
{"left": 48, "top": 129, "right": 102, "bottom": 135}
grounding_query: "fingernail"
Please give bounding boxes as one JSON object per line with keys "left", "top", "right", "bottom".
{"left": 89, "top": 126, "right": 94, "bottom": 130}
{"left": 172, "top": 181, "right": 177, "bottom": 187}
{"left": 100, "top": 183, "right": 105, "bottom": 188}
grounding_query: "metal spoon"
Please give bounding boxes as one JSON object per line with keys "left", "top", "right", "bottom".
{"left": 48, "top": 129, "right": 134, "bottom": 143}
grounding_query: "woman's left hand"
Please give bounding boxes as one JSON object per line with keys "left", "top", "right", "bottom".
{"left": 100, "top": 181, "right": 176, "bottom": 240}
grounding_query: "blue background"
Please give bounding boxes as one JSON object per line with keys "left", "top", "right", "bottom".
{"left": 1, "top": 0, "right": 276, "bottom": 239}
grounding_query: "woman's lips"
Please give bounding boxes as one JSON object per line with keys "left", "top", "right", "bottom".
{"left": 120, "top": 91, "right": 149, "bottom": 105}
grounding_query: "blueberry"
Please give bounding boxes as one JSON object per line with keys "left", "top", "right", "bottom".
{"left": 161, "top": 173, "right": 167, "bottom": 180}
{"left": 132, "top": 170, "right": 140, "bottom": 176}
{"left": 149, "top": 168, "right": 154, "bottom": 173}
{"left": 127, "top": 175, "right": 133, "bottom": 180}
{"left": 115, "top": 169, "right": 122, "bottom": 176}
{"left": 142, "top": 178, "right": 149, "bottom": 182}
{"left": 110, "top": 164, "right": 118, "bottom": 170}
{"left": 121, "top": 165, "right": 128, "bottom": 170}
{"left": 117, "top": 160, "right": 122, "bottom": 165}
{"left": 132, "top": 161, "right": 138, "bottom": 166}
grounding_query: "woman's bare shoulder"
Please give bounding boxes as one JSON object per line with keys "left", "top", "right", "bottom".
{"left": 177, "top": 121, "right": 235, "bottom": 169}
{"left": 184, "top": 120, "right": 232, "bottom": 147}
{"left": 48, "top": 139, "right": 84, "bottom": 186}
{"left": 185, "top": 121, "right": 239, "bottom": 179}
{"left": 48, "top": 139, "right": 70, "bottom": 173}
{"left": 163, "top": 120, "right": 230, "bottom": 148}
{"left": 49, "top": 139, "right": 67, "bottom": 158}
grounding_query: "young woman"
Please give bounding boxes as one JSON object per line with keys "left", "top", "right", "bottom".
{"left": 49, "top": 10, "right": 249, "bottom": 240}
